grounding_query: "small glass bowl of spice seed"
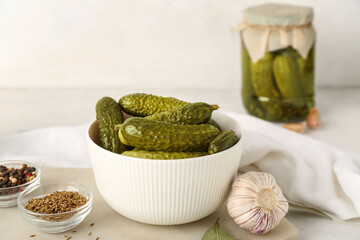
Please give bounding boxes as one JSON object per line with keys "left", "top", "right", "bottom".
{"left": 17, "top": 182, "right": 93, "bottom": 233}
{"left": 0, "top": 161, "right": 40, "bottom": 207}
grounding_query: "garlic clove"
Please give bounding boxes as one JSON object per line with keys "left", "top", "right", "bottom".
{"left": 306, "top": 107, "right": 321, "bottom": 129}
{"left": 227, "top": 171, "right": 288, "bottom": 235}
{"left": 282, "top": 123, "right": 306, "bottom": 133}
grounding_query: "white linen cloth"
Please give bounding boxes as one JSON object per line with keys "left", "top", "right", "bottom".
{"left": 0, "top": 112, "right": 359, "bottom": 220}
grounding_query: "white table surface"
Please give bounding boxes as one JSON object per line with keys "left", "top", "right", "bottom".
{"left": 1, "top": 86, "right": 360, "bottom": 239}
{"left": 1, "top": 168, "right": 298, "bottom": 240}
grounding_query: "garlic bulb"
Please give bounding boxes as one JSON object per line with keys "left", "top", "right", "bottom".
{"left": 227, "top": 171, "right": 288, "bottom": 235}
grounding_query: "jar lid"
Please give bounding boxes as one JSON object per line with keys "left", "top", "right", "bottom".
{"left": 243, "top": 3, "right": 313, "bottom": 26}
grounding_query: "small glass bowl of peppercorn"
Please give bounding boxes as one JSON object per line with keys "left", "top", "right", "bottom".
{"left": 17, "top": 182, "right": 93, "bottom": 233}
{"left": 0, "top": 161, "right": 40, "bottom": 207}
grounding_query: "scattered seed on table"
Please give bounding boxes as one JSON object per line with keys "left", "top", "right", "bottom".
{"left": 66, "top": 237, "right": 72, "bottom": 240}
{"left": 30, "top": 235, "right": 36, "bottom": 238}
{"left": 88, "top": 232, "right": 92, "bottom": 236}
{"left": 64, "top": 236, "right": 68, "bottom": 238}
{"left": 96, "top": 237, "right": 99, "bottom": 240}
{"left": 72, "top": 230, "right": 76, "bottom": 233}
{"left": 90, "top": 223, "right": 94, "bottom": 227}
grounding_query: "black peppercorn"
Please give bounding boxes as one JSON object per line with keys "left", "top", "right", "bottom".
{"left": 0, "top": 164, "right": 37, "bottom": 189}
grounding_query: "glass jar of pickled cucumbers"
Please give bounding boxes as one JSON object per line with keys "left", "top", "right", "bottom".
{"left": 238, "top": 3, "right": 316, "bottom": 122}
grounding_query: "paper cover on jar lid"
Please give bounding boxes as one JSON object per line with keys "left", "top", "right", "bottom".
{"left": 234, "top": 3, "right": 316, "bottom": 62}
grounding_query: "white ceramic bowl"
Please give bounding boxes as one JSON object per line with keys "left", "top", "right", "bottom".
{"left": 87, "top": 111, "right": 244, "bottom": 225}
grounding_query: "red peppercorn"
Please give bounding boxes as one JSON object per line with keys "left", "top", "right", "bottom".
{"left": 26, "top": 173, "right": 31, "bottom": 177}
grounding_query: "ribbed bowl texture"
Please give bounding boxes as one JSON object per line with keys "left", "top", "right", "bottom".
{"left": 87, "top": 111, "right": 244, "bottom": 225}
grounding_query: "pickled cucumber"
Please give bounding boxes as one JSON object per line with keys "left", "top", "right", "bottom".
{"left": 122, "top": 150, "right": 208, "bottom": 159}
{"left": 242, "top": 47, "right": 314, "bottom": 122}
{"left": 96, "top": 97, "right": 127, "bottom": 153}
{"left": 208, "top": 119, "right": 221, "bottom": 130}
{"left": 119, "top": 93, "right": 187, "bottom": 117}
{"left": 241, "top": 46, "right": 266, "bottom": 119}
{"left": 296, "top": 47, "right": 315, "bottom": 108}
{"left": 273, "top": 51, "right": 309, "bottom": 120}
{"left": 119, "top": 117, "right": 220, "bottom": 151}
{"left": 281, "top": 102, "right": 309, "bottom": 122}
{"left": 146, "top": 102, "right": 219, "bottom": 125}
{"left": 250, "top": 52, "right": 282, "bottom": 120}
{"left": 273, "top": 52, "right": 304, "bottom": 100}
{"left": 208, "top": 130, "right": 238, "bottom": 154}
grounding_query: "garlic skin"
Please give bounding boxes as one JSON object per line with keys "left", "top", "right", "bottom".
{"left": 306, "top": 107, "right": 321, "bottom": 129}
{"left": 227, "top": 171, "right": 288, "bottom": 235}
{"left": 282, "top": 123, "right": 306, "bottom": 133}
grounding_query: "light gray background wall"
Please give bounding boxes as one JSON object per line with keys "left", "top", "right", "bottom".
{"left": 0, "top": 0, "right": 359, "bottom": 89}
